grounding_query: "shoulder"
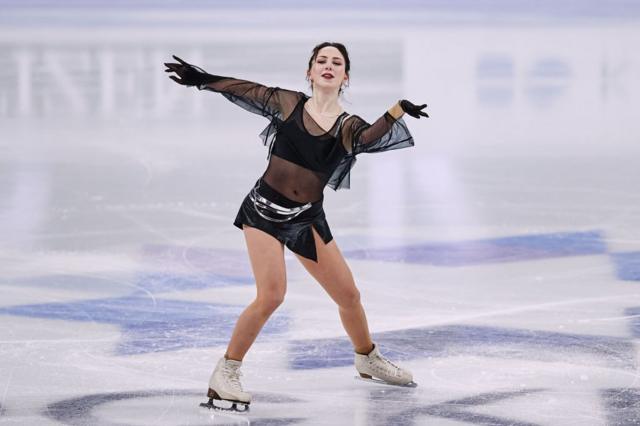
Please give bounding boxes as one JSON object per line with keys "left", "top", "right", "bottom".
{"left": 271, "top": 87, "right": 307, "bottom": 101}
{"left": 292, "top": 90, "right": 309, "bottom": 106}
{"left": 281, "top": 89, "right": 307, "bottom": 100}
{"left": 343, "top": 114, "right": 367, "bottom": 127}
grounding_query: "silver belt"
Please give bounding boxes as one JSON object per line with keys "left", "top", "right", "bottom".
{"left": 249, "top": 182, "right": 312, "bottom": 223}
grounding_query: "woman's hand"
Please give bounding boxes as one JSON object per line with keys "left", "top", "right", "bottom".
{"left": 164, "top": 55, "right": 220, "bottom": 87}
{"left": 399, "top": 100, "right": 429, "bottom": 118}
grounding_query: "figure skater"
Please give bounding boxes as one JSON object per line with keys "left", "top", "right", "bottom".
{"left": 164, "top": 41, "right": 428, "bottom": 412}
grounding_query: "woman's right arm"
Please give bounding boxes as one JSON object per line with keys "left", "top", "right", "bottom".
{"left": 200, "top": 77, "right": 289, "bottom": 120}
{"left": 165, "top": 55, "right": 300, "bottom": 120}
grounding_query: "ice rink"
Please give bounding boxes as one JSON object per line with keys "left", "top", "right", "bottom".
{"left": 2, "top": 1, "right": 640, "bottom": 425}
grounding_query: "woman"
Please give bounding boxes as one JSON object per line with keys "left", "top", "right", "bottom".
{"left": 165, "top": 42, "right": 428, "bottom": 412}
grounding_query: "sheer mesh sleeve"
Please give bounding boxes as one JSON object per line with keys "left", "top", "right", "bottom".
{"left": 351, "top": 112, "right": 414, "bottom": 154}
{"left": 198, "top": 78, "right": 301, "bottom": 121}
{"left": 326, "top": 112, "right": 415, "bottom": 190}
{"left": 199, "top": 78, "right": 303, "bottom": 152}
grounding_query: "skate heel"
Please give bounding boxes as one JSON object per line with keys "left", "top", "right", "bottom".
{"left": 207, "top": 388, "right": 220, "bottom": 399}
{"left": 359, "top": 373, "right": 373, "bottom": 379}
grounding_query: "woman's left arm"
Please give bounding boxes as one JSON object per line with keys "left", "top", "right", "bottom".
{"left": 349, "top": 99, "right": 428, "bottom": 154}
{"left": 328, "top": 100, "right": 427, "bottom": 190}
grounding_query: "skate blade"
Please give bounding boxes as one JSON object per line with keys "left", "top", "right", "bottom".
{"left": 355, "top": 375, "right": 418, "bottom": 388}
{"left": 200, "top": 397, "right": 250, "bottom": 413}
{"left": 200, "top": 390, "right": 250, "bottom": 413}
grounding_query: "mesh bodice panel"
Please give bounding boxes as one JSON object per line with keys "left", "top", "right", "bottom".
{"left": 263, "top": 156, "right": 326, "bottom": 202}
{"left": 264, "top": 95, "right": 351, "bottom": 202}
{"left": 199, "top": 77, "right": 415, "bottom": 202}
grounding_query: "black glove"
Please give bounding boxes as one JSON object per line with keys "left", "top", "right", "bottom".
{"left": 400, "top": 99, "right": 429, "bottom": 118}
{"left": 164, "top": 55, "right": 228, "bottom": 87}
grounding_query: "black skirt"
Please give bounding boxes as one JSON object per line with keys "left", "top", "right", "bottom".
{"left": 233, "top": 177, "right": 333, "bottom": 262}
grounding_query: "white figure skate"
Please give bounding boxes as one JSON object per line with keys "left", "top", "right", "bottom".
{"left": 354, "top": 343, "right": 417, "bottom": 387}
{"left": 200, "top": 357, "right": 251, "bottom": 412}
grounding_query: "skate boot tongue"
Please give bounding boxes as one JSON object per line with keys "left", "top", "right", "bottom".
{"left": 222, "top": 359, "right": 244, "bottom": 390}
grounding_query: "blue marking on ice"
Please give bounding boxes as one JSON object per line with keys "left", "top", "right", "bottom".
{"left": 134, "top": 244, "right": 256, "bottom": 293}
{"left": 343, "top": 230, "right": 606, "bottom": 265}
{"left": 601, "top": 388, "right": 640, "bottom": 426}
{"left": 0, "top": 296, "right": 289, "bottom": 355}
{"left": 132, "top": 272, "right": 254, "bottom": 294}
{"left": 611, "top": 252, "right": 640, "bottom": 282}
{"left": 9, "top": 271, "right": 254, "bottom": 296}
{"left": 288, "top": 324, "right": 634, "bottom": 370}
{"left": 623, "top": 307, "right": 640, "bottom": 338}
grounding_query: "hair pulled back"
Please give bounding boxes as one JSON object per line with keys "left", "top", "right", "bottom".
{"left": 306, "top": 42, "right": 351, "bottom": 95}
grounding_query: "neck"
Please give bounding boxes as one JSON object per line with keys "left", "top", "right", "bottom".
{"left": 307, "top": 88, "right": 342, "bottom": 115}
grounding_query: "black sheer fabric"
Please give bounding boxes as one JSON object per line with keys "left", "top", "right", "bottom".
{"left": 329, "top": 111, "right": 414, "bottom": 191}
{"left": 199, "top": 77, "right": 414, "bottom": 202}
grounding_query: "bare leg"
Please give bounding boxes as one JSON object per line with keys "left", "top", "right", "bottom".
{"left": 224, "top": 225, "right": 287, "bottom": 361}
{"left": 295, "top": 227, "right": 374, "bottom": 354}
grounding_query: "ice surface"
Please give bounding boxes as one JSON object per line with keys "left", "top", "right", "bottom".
{"left": 1, "top": 3, "right": 640, "bottom": 425}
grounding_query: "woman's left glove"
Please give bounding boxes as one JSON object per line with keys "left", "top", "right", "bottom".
{"left": 164, "top": 55, "right": 228, "bottom": 87}
{"left": 399, "top": 100, "right": 429, "bottom": 118}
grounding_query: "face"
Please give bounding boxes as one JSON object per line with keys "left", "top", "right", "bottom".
{"left": 307, "top": 46, "right": 348, "bottom": 92}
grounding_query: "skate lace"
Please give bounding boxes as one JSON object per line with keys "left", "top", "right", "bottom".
{"left": 223, "top": 365, "right": 244, "bottom": 392}
{"left": 370, "top": 353, "right": 402, "bottom": 376}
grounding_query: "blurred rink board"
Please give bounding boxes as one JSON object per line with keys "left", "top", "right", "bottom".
{"left": 0, "top": 8, "right": 638, "bottom": 158}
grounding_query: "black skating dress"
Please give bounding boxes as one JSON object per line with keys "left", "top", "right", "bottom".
{"left": 198, "top": 77, "right": 415, "bottom": 262}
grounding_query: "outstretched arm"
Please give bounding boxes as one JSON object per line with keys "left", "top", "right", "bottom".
{"left": 328, "top": 100, "right": 428, "bottom": 191}
{"left": 164, "top": 55, "right": 300, "bottom": 120}
{"left": 349, "top": 99, "right": 428, "bottom": 152}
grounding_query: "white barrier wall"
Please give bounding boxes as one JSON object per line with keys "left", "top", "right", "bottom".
{"left": 2, "top": 24, "right": 637, "bottom": 158}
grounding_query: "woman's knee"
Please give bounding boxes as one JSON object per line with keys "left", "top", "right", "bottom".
{"left": 338, "top": 287, "right": 361, "bottom": 309}
{"left": 255, "top": 292, "right": 286, "bottom": 315}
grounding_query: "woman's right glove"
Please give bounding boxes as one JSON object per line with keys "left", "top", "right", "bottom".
{"left": 399, "top": 100, "right": 429, "bottom": 118}
{"left": 164, "top": 55, "right": 228, "bottom": 87}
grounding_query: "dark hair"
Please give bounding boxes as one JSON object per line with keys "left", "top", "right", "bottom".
{"left": 307, "top": 42, "right": 350, "bottom": 95}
